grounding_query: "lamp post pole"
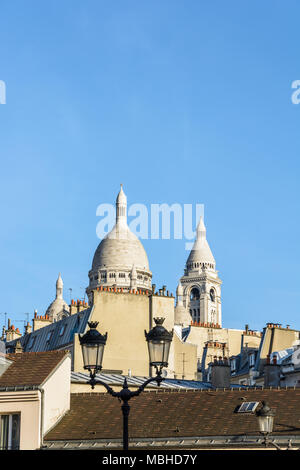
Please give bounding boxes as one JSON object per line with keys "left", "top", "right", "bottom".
{"left": 79, "top": 318, "right": 173, "bottom": 451}
{"left": 88, "top": 369, "right": 164, "bottom": 451}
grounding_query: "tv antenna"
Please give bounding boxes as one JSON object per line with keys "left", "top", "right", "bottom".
{"left": 180, "top": 353, "right": 187, "bottom": 380}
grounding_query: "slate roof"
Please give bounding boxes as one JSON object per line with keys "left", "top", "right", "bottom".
{"left": 0, "top": 350, "right": 70, "bottom": 389}
{"left": 6, "top": 308, "right": 91, "bottom": 353}
{"left": 44, "top": 388, "right": 300, "bottom": 445}
{"left": 71, "top": 371, "right": 214, "bottom": 390}
{"left": 71, "top": 372, "right": 250, "bottom": 390}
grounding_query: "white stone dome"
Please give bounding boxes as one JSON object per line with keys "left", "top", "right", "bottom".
{"left": 45, "top": 274, "right": 70, "bottom": 321}
{"left": 186, "top": 217, "right": 215, "bottom": 269}
{"left": 88, "top": 186, "right": 152, "bottom": 295}
{"left": 46, "top": 297, "right": 69, "bottom": 320}
{"left": 92, "top": 224, "right": 150, "bottom": 271}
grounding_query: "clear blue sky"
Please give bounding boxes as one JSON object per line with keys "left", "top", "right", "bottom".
{"left": 1, "top": 0, "right": 300, "bottom": 332}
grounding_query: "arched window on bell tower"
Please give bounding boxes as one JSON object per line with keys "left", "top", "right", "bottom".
{"left": 209, "top": 288, "right": 216, "bottom": 303}
{"left": 189, "top": 286, "right": 200, "bottom": 323}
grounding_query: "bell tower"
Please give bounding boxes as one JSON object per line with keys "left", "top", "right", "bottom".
{"left": 175, "top": 216, "right": 222, "bottom": 327}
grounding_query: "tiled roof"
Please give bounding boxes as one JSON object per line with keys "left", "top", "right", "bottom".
{"left": 0, "top": 350, "right": 70, "bottom": 388}
{"left": 44, "top": 388, "right": 300, "bottom": 443}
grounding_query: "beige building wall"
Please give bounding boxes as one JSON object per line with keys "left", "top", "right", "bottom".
{"left": 75, "top": 291, "right": 151, "bottom": 377}
{"left": 42, "top": 355, "right": 71, "bottom": 435}
{"left": 0, "top": 390, "right": 41, "bottom": 450}
{"left": 260, "top": 326, "right": 299, "bottom": 360}
{"left": 73, "top": 290, "right": 197, "bottom": 380}
{"left": 186, "top": 326, "right": 245, "bottom": 361}
{"left": 150, "top": 294, "right": 177, "bottom": 377}
{"left": 173, "top": 334, "right": 198, "bottom": 380}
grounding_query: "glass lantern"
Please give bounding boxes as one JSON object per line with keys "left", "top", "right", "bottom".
{"left": 145, "top": 318, "right": 173, "bottom": 370}
{"left": 79, "top": 321, "right": 107, "bottom": 373}
{"left": 256, "top": 401, "right": 276, "bottom": 435}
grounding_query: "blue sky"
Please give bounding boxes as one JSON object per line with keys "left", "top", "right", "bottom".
{"left": 0, "top": 0, "right": 300, "bottom": 332}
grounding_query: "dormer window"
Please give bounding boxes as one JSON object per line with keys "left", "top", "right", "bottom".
{"left": 46, "top": 331, "right": 53, "bottom": 343}
{"left": 249, "top": 353, "right": 255, "bottom": 367}
{"left": 59, "top": 325, "right": 66, "bottom": 337}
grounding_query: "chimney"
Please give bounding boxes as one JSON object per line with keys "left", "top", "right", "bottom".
{"left": 264, "top": 355, "right": 281, "bottom": 387}
{"left": 210, "top": 359, "right": 231, "bottom": 388}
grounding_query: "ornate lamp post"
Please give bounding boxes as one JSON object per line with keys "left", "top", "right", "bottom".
{"left": 79, "top": 318, "right": 173, "bottom": 451}
{"left": 256, "top": 401, "right": 276, "bottom": 448}
{"left": 255, "top": 401, "right": 295, "bottom": 450}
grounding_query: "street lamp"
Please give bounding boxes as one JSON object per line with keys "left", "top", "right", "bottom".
{"left": 79, "top": 317, "right": 173, "bottom": 450}
{"left": 145, "top": 317, "right": 173, "bottom": 376}
{"left": 256, "top": 401, "right": 276, "bottom": 448}
{"left": 79, "top": 321, "right": 107, "bottom": 377}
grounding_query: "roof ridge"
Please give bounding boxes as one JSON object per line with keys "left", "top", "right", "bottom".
{"left": 7, "top": 349, "right": 69, "bottom": 357}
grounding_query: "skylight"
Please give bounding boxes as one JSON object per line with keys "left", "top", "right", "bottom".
{"left": 237, "top": 402, "right": 259, "bottom": 413}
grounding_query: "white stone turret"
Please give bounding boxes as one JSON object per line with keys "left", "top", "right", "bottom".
{"left": 174, "top": 282, "right": 191, "bottom": 327}
{"left": 185, "top": 216, "right": 215, "bottom": 273}
{"left": 130, "top": 264, "right": 137, "bottom": 289}
{"left": 116, "top": 184, "right": 127, "bottom": 226}
{"left": 56, "top": 273, "right": 63, "bottom": 299}
{"left": 45, "top": 274, "right": 70, "bottom": 322}
{"left": 177, "top": 216, "right": 222, "bottom": 326}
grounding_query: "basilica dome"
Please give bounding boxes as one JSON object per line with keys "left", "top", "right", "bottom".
{"left": 88, "top": 186, "right": 152, "bottom": 295}
{"left": 92, "top": 225, "right": 150, "bottom": 271}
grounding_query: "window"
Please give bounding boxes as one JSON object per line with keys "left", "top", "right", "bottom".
{"left": 249, "top": 353, "right": 255, "bottom": 367}
{"left": 192, "top": 309, "right": 200, "bottom": 323}
{"left": 237, "top": 402, "right": 259, "bottom": 413}
{"left": 210, "top": 288, "right": 216, "bottom": 302}
{"left": 46, "top": 331, "right": 53, "bottom": 343}
{"left": 59, "top": 325, "right": 66, "bottom": 337}
{"left": 190, "top": 287, "right": 200, "bottom": 301}
{"left": 0, "top": 414, "right": 20, "bottom": 450}
{"left": 119, "top": 273, "right": 125, "bottom": 278}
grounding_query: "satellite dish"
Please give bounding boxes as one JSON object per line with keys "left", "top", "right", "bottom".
{"left": 161, "top": 369, "right": 168, "bottom": 378}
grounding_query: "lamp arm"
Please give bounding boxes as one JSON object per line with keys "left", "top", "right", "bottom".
{"left": 269, "top": 441, "right": 283, "bottom": 451}
{"left": 130, "top": 374, "right": 164, "bottom": 397}
{"left": 88, "top": 372, "right": 119, "bottom": 397}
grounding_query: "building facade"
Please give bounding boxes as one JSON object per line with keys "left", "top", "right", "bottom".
{"left": 5, "top": 185, "right": 290, "bottom": 384}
